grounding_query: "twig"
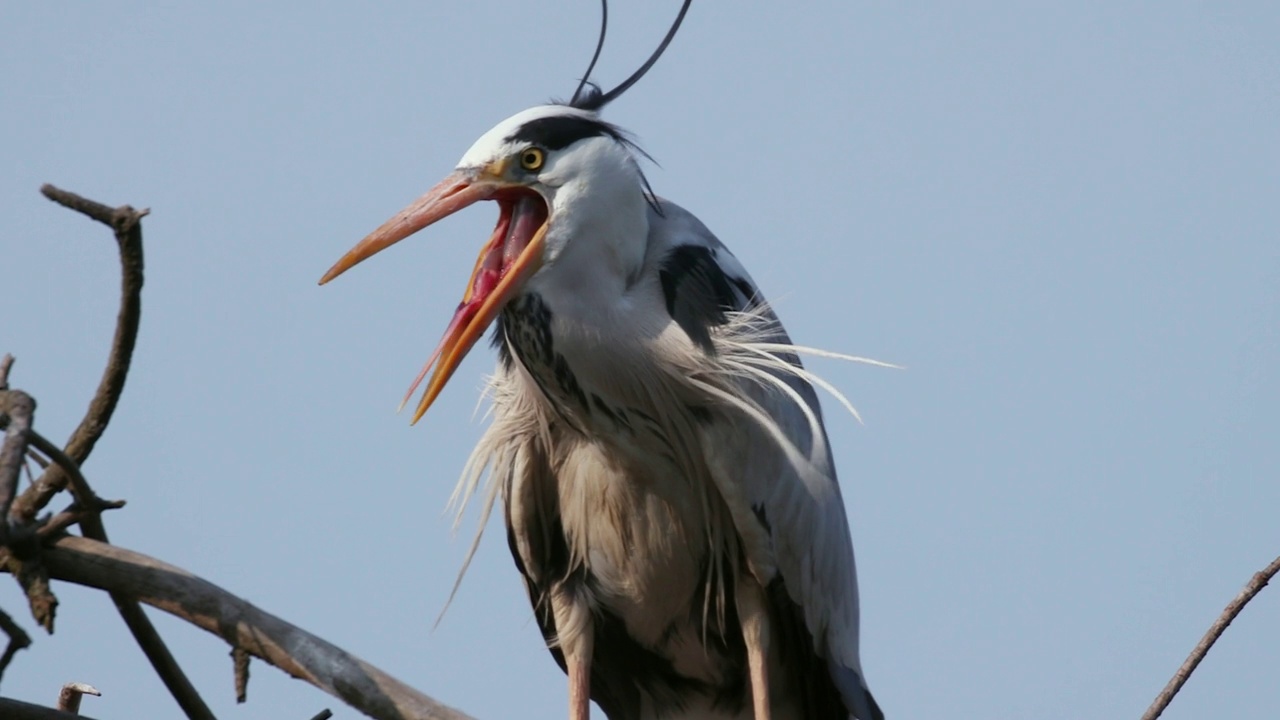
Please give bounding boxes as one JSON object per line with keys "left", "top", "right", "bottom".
{"left": 36, "top": 535, "right": 477, "bottom": 720}
{"left": 26, "top": 447, "right": 50, "bottom": 471}
{"left": 21, "top": 447, "right": 48, "bottom": 489}
{"left": 233, "top": 646, "right": 250, "bottom": 703}
{"left": 12, "top": 186, "right": 148, "bottom": 524}
{"left": 37, "top": 500, "right": 127, "bottom": 540}
{"left": 25, "top": 430, "right": 215, "bottom": 720}
{"left": 0, "top": 698, "right": 102, "bottom": 720}
{"left": 56, "top": 682, "right": 100, "bottom": 713}
{"left": 25, "top": 433, "right": 102, "bottom": 517}
{"left": 309, "top": 710, "right": 334, "bottom": 720}
{"left": 0, "top": 606, "right": 33, "bottom": 684}
{"left": 0, "top": 354, "right": 14, "bottom": 389}
{"left": 1141, "top": 553, "right": 1280, "bottom": 720}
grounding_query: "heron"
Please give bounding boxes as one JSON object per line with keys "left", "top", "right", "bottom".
{"left": 320, "top": 2, "right": 884, "bottom": 718}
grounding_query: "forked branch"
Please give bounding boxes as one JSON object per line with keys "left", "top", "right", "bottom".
{"left": 3, "top": 186, "right": 213, "bottom": 719}
{"left": 11, "top": 186, "right": 147, "bottom": 523}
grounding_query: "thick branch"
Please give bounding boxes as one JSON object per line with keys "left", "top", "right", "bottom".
{"left": 25, "top": 431, "right": 213, "bottom": 720}
{"left": 12, "top": 186, "right": 147, "bottom": 523}
{"left": 1141, "top": 553, "right": 1280, "bottom": 720}
{"left": 0, "top": 698, "right": 101, "bottom": 720}
{"left": 36, "top": 536, "right": 475, "bottom": 720}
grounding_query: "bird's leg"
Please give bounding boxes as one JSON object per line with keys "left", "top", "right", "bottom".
{"left": 567, "top": 639, "right": 593, "bottom": 720}
{"left": 738, "top": 576, "right": 773, "bottom": 720}
{"left": 552, "top": 585, "right": 595, "bottom": 720}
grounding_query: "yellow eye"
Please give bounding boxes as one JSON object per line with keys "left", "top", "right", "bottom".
{"left": 520, "top": 147, "right": 545, "bottom": 171}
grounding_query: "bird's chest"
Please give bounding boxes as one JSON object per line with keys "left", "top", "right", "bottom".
{"left": 558, "top": 442, "right": 711, "bottom": 629}
{"left": 551, "top": 440, "right": 747, "bottom": 694}
{"left": 501, "top": 291, "right": 748, "bottom": 677}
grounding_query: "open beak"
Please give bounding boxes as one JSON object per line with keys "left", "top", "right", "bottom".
{"left": 319, "top": 170, "right": 549, "bottom": 423}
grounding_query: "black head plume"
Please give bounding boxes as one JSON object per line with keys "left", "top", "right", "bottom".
{"left": 569, "top": 0, "right": 693, "bottom": 112}
{"left": 568, "top": 0, "right": 608, "bottom": 108}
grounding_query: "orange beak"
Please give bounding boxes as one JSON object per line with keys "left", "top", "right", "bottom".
{"left": 320, "top": 170, "right": 549, "bottom": 423}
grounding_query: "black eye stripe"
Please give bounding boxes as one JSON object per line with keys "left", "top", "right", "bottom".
{"left": 506, "top": 115, "right": 623, "bottom": 151}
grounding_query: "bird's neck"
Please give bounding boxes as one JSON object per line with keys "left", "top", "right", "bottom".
{"left": 531, "top": 179, "right": 649, "bottom": 315}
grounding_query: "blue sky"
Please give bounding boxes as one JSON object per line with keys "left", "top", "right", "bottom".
{"left": 3, "top": 2, "right": 1278, "bottom": 718}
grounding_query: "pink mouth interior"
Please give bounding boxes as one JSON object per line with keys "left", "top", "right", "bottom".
{"left": 400, "top": 191, "right": 548, "bottom": 407}
{"left": 473, "top": 192, "right": 547, "bottom": 303}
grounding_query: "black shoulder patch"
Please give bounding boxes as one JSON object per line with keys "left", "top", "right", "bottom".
{"left": 506, "top": 114, "right": 621, "bottom": 151}
{"left": 659, "top": 245, "right": 742, "bottom": 353}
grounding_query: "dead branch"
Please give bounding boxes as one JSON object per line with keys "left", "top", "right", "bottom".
{"left": 1141, "top": 553, "right": 1280, "bottom": 720}
{"left": 0, "top": 697, "right": 101, "bottom": 720}
{"left": 4, "top": 553, "right": 57, "bottom": 633}
{"left": 55, "top": 682, "right": 99, "bottom": 713}
{"left": 0, "top": 606, "right": 33, "bottom": 683}
{"left": 24, "top": 429, "right": 214, "bottom": 720}
{"left": 35, "top": 535, "right": 475, "bottom": 720}
{"left": 35, "top": 500, "right": 125, "bottom": 542}
{"left": 12, "top": 186, "right": 147, "bottom": 524}
{"left": 24, "top": 433, "right": 104, "bottom": 519}
{"left": 5, "top": 187, "right": 213, "bottom": 719}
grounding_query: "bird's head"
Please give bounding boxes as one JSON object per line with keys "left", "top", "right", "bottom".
{"left": 319, "top": 103, "right": 650, "bottom": 422}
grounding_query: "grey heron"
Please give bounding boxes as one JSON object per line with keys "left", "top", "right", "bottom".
{"left": 320, "top": 2, "right": 884, "bottom": 718}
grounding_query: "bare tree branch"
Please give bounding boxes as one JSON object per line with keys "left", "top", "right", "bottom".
{"left": 4, "top": 552, "right": 57, "bottom": 633}
{"left": 12, "top": 186, "right": 147, "bottom": 524}
{"left": 0, "top": 697, "right": 101, "bottom": 720}
{"left": 1141, "top": 553, "right": 1280, "bottom": 720}
{"left": 36, "top": 535, "right": 476, "bottom": 720}
{"left": 24, "top": 430, "right": 214, "bottom": 720}
{"left": 25, "top": 447, "right": 50, "bottom": 472}
{"left": 24, "top": 434, "right": 103, "bottom": 519}
{"left": 0, "top": 606, "right": 33, "bottom": 684}
{"left": 35, "top": 500, "right": 126, "bottom": 541}
{"left": 6, "top": 186, "right": 213, "bottom": 719}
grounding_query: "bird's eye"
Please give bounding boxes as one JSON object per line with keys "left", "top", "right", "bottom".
{"left": 520, "top": 147, "right": 546, "bottom": 172}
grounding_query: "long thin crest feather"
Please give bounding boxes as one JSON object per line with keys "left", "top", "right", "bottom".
{"left": 572, "top": 0, "right": 693, "bottom": 111}
{"left": 569, "top": 0, "right": 608, "bottom": 107}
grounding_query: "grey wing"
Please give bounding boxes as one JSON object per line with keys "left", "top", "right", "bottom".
{"left": 651, "top": 201, "right": 883, "bottom": 720}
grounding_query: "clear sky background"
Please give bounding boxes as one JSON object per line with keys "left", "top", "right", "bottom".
{"left": 3, "top": 2, "right": 1278, "bottom": 718}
